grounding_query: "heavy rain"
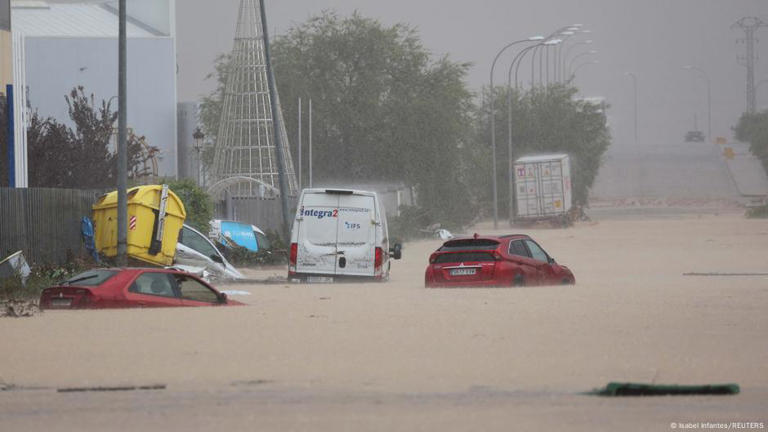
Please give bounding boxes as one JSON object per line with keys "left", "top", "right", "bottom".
{"left": 1, "top": 0, "right": 767, "bottom": 430}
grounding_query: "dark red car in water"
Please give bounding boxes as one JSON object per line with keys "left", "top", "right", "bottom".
{"left": 39, "top": 268, "right": 243, "bottom": 309}
{"left": 424, "top": 234, "right": 575, "bottom": 287}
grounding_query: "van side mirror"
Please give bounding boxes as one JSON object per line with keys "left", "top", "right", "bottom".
{"left": 390, "top": 243, "right": 402, "bottom": 260}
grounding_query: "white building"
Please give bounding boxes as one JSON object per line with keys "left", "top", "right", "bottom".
{"left": 11, "top": 0, "right": 178, "bottom": 177}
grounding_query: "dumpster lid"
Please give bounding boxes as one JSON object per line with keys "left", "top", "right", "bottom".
{"left": 92, "top": 185, "right": 187, "bottom": 218}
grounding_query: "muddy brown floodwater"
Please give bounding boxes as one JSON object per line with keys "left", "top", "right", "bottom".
{"left": 1, "top": 212, "right": 767, "bottom": 431}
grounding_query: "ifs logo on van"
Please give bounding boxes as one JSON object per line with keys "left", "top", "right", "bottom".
{"left": 299, "top": 206, "right": 338, "bottom": 219}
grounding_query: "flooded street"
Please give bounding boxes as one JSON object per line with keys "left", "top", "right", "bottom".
{"left": 2, "top": 211, "right": 767, "bottom": 431}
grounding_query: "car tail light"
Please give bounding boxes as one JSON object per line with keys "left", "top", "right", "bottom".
{"left": 374, "top": 247, "right": 383, "bottom": 272}
{"left": 429, "top": 253, "right": 437, "bottom": 264}
{"left": 289, "top": 242, "right": 298, "bottom": 270}
{"left": 492, "top": 251, "right": 502, "bottom": 261}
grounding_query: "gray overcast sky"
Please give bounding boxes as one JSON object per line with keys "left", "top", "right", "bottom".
{"left": 176, "top": 0, "right": 768, "bottom": 147}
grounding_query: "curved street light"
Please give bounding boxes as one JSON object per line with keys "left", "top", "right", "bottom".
{"left": 683, "top": 65, "right": 711, "bottom": 142}
{"left": 567, "top": 50, "right": 598, "bottom": 77}
{"left": 503, "top": 38, "right": 548, "bottom": 221}
{"left": 563, "top": 39, "right": 592, "bottom": 78}
{"left": 554, "top": 31, "right": 575, "bottom": 81}
{"left": 569, "top": 59, "right": 599, "bottom": 80}
{"left": 489, "top": 36, "right": 545, "bottom": 228}
{"left": 543, "top": 39, "right": 562, "bottom": 86}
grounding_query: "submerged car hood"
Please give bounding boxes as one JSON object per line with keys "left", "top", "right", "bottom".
{"left": 174, "top": 243, "right": 244, "bottom": 280}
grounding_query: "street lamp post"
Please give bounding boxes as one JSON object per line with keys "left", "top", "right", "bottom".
{"left": 489, "top": 37, "right": 542, "bottom": 229}
{"left": 625, "top": 72, "right": 638, "bottom": 147}
{"left": 503, "top": 37, "right": 544, "bottom": 223}
{"left": 567, "top": 50, "right": 598, "bottom": 77}
{"left": 568, "top": 60, "right": 599, "bottom": 83}
{"left": 563, "top": 39, "right": 592, "bottom": 78}
{"left": 554, "top": 31, "right": 575, "bottom": 82}
{"left": 559, "top": 31, "right": 590, "bottom": 81}
{"left": 193, "top": 127, "right": 205, "bottom": 186}
{"left": 683, "top": 65, "right": 712, "bottom": 142}
{"left": 117, "top": 0, "right": 127, "bottom": 266}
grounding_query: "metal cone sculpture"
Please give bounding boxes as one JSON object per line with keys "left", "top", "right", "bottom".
{"left": 211, "top": 0, "right": 297, "bottom": 197}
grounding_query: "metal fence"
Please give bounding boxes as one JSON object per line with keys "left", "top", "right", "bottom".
{"left": 0, "top": 187, "right": 102, "bottom": 265}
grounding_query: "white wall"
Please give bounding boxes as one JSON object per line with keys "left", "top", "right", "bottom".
{"left": 24, "top": 36, "right": 178, "bottom": 177}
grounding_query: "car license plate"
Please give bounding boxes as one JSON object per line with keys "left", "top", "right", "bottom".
{"left": 307, "top": 276, "right": 334, "bottom": 283}
{"left": 51, "top": 298, "right": 72, "bottom": 307}
{"left": 450, "top": 268, "right": 477, "bottom": 276}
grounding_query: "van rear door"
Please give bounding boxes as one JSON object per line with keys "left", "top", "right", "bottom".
{"left": 335, "top": 194, "right": 376, "bottom": 277}
{"left": 295, "top": 192, "right": 339, "bottom": 276}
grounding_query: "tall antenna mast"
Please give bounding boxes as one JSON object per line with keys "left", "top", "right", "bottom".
{"left": 733, "top": 17, "right": 767, "bottom": 114}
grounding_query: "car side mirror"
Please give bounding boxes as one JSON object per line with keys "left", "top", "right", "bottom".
{"left": 390, "top": 243, "right": 402, "bottom": 260}
{"left": 210, "top": 254, "right": 224, "bottom": 264}
{"left": 547, "top": 256, "right": 556, "bottom": 264}
{"left": 217, "top": 292, "right": 228, "bottom": 304}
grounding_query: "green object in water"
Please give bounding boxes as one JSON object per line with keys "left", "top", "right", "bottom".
{"left": 593, "top": 382, "right": 740, "bottom": 396}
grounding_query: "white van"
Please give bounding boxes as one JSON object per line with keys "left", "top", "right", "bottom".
{"left": 289, "top": 188, "right": 402, "bottom": 282}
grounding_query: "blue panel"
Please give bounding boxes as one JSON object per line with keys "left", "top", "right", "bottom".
{"left": 220, "top": 221, "right": 258, "bottom": 252}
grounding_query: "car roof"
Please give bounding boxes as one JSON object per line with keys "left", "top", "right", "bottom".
{"left": 92, "top": 267, "right": 192, "bottom": 275}
{"left": 302, "top": 187, "right": 377, "bottom": 197}
{"left": 445, "top": 233, "right": 530, "bottom": 243}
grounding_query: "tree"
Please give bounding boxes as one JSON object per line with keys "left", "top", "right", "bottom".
{"left": 26, "top": 86, "right": 157, "bottom": 188}
{"left": 468, "top": 84, "right": 611, "bottom": 214}
{"left": 201, "top": 11, "right": 477, "bottom": 228}
{"left": 734, "top": 110, "right": 768, "bottom": 174}
{"left": 166, "top": 178, "right": 213, "bottom": 233}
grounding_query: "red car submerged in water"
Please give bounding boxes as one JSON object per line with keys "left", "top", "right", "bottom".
{"left": 39, "top": 268, "right": 243, "bottom": 309}
{"left": 424, "top": 234, "right": 575, "bottom": 287}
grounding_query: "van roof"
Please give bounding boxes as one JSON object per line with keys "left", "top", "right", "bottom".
{"left": 302, "top": 188, "right": 377, "bottom": 197}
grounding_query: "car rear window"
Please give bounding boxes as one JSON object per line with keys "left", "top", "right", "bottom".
{"left": 62, "top": 270, "right": 118, "bottom": 287}
{"left": 439, "top": 239, "right": 499, "bottom": 251}
{"left": 434, "top": 252, "right": 496, "bottom": 263}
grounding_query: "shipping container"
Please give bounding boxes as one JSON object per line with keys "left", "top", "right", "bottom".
{"left": 513, "top": 154, "right": 572, "bottom": 221}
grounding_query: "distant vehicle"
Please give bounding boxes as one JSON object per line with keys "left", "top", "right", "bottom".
{"left": 685, "top": 130, "right": 705, "bottom": 142}
{"left": 39, "top": 268, "right": 243, "bottom": 309}
{"left": 424, "top": 234, "right": 575, "bottom": 287}
{"left": 175, "top": 224, "right": 243, "bottom": 280}
{"left": 289, "top": 188, "right": 402, "bottom": 282}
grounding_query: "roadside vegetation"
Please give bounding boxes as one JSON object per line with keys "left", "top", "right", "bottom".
{"left": 734, "top": 110, "right": 768, "bottom": 218}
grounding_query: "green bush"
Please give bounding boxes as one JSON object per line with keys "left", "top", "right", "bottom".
{"left": 166, "top": 179, "right": 214, "bottom": 233}
{"left": 0, "top": 261, "right": 89, "bottom": 301}
{"left": 746, "top": 203, "right": 768, "bottom": 219}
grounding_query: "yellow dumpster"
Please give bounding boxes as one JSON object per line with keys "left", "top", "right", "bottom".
{"left": 92, "top": 184, "right": 186, "bottom": 266}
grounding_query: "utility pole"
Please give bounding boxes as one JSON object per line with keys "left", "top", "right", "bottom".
{"left": 733, "top": 17, "right": 767, "bottom": 114}
{"left": 297, "top": 97, "right": 301, "bottom": 190}
{"left": 117, "top": 0, "right": 127, "bottom": 266}
{"left": 308, "top": 98, "right": 312, "bottom": 188}
{"left": 259, "top": 0, "right": 292, "bottom": 241}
